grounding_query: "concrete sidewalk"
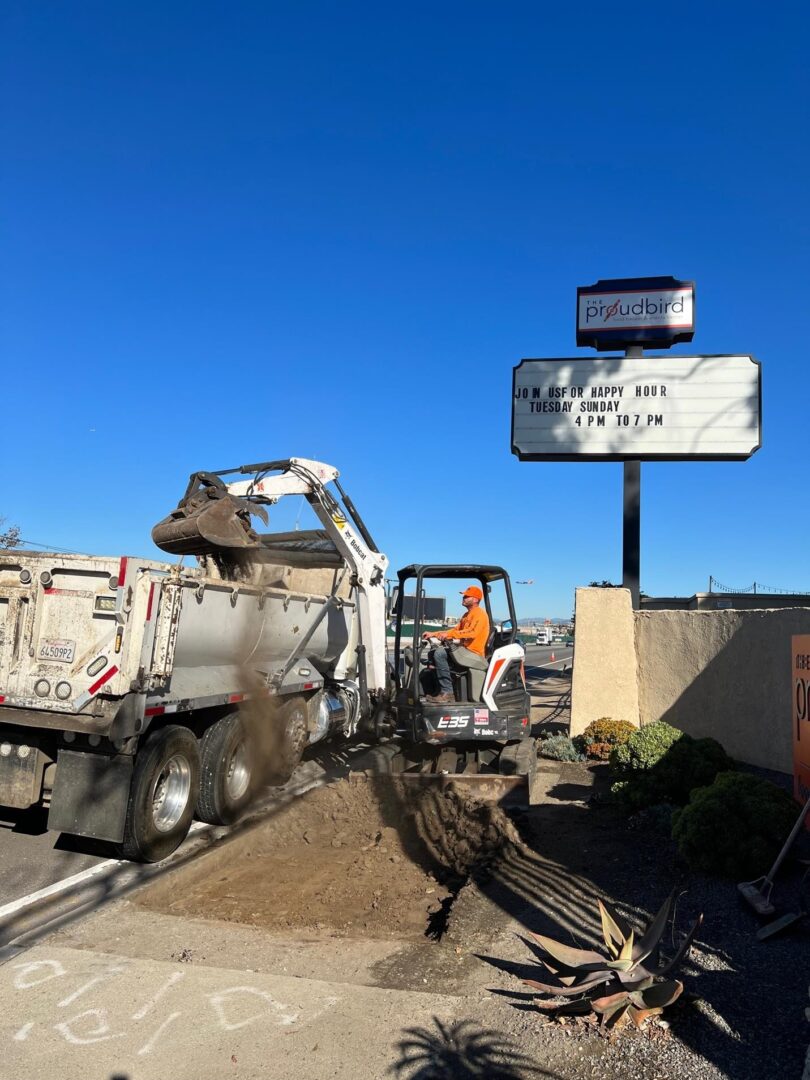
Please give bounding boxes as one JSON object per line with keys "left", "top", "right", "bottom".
{"left": 1, "top": 939, "right": 462, "bottom": 1080}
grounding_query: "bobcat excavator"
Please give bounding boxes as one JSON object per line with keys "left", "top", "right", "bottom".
{"left": 152, "top": 457, "right": 537, "bottom": 801}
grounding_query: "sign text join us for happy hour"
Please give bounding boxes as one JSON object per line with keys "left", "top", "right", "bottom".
{"left": 511, "top": 355, "right": 761, "bottom": 462}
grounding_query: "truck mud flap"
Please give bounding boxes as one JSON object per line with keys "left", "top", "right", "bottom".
{"left": 48, "top": 749, "right": 133, "bottom": 844}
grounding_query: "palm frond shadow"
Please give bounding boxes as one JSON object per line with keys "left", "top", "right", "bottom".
{"left": 388, "top": 1017, "right": 561, "bottom": 1079}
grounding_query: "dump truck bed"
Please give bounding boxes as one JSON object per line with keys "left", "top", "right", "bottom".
{"left": 0, "top": 551, "right": 357, "bottom": 738}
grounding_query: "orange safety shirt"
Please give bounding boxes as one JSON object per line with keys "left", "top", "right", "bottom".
{"left": 443, "top": 605, "right": 490, "bottom": 657}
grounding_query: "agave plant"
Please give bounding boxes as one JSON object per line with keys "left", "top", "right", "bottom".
{"left": 522, "top": 892, "right": 702, "bottom": 1031}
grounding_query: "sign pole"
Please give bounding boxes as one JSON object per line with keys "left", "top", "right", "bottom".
{"left": 623, "top": 345, "right": 643, "bottom": 608}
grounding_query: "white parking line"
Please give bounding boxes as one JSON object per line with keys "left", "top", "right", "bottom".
{"left": 0, "top": 859, "right": 121, "bottom": 922}
{"left": 0, "top": 770, "right": 331, "bottom": 935}
{"left": 527, "top": 654, "right": 573, "bottom": 670}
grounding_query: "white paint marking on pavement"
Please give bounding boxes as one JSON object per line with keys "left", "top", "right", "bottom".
{"left": 12, "top": 958, "right": 66, "bottom": 988}
{"left": 0, "top": 862, "right": 121, "bottom": 922}
{"left": 0, "top": 822, "right": 219, "bottom": 927}
{"left": 209, "top": 986, "right": 299, "bottom": 1030}
{"left": 0, "top": 774, "right": 331, "bottom": 935}
{"left": 137, "top": 1010, "right": 182, "bottom": 1056}
{"left": 57, "top": 966, "right": 127, "bottom": 1008}
{"left": 132, "top": 970, "right": 186, "bottom": 1020}
{"left": 526, "top": 653, "right": 572, "bottom": 671}
{"left": 4, "top": 951, "right": 344, "bottom": 1060}
{"left": 54, "top": 1007, "right": 125, "bottom": 1046}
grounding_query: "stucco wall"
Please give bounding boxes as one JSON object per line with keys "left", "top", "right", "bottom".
{"left": 570, "top": 589, "right": 810, "bottom": 773}
{"left": 635, "top": 607, "right": 810, "bottom": 774}
{"left": 570, "top": 587, "right": 640, "bottom": 736}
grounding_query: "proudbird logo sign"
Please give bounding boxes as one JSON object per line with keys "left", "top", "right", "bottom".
{"left": 576, "top": 276, "right": 695, "bottom": 349}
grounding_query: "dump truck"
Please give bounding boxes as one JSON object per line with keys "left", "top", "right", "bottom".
{"left": 0, "top": 458, "right": 533, "bottom": 861}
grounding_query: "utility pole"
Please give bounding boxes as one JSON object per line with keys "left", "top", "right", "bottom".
{"left": 623, "top": 344, "right": 642, "bottom": 609}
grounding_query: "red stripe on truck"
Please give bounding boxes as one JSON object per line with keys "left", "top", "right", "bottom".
{"left": 88, "top": 666, "right": 119, "bottom": 696}
{"left": 144, "top": 705, "right": 165, "bottom": 717}
{"left": 118, "top": 557, "right": 128, "bottom": 588}
{"left": 146, "top": 583, "right": 155, "bottom": 621}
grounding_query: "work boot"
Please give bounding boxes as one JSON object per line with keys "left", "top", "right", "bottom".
{"left": 425, "top": 692, "right": 454, "bottom": 703}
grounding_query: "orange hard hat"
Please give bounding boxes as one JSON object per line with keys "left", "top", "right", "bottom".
{"left": 461, "top": 585, "right": 483, "bottom": 600}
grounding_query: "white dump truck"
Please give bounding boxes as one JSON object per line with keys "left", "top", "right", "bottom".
{"left": 0, "top": 459, "right": 531, "bottom": 861}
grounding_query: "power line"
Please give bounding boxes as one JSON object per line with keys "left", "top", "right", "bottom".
{"left": 3, "top": 537, "right": 90, "bottom": 556}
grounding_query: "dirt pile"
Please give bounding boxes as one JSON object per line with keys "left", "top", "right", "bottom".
{"left": 137, "top": 774, "right": 518, "bottom": 940}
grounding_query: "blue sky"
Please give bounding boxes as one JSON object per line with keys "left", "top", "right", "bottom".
{"left": 2, "top": 1, "right": 808, "bottom": 618}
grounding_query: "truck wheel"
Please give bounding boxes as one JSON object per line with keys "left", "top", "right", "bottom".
{"left": 268, "top": 694, "right": 309, "bottom": 784}
{"left": 121, "top": 726, "right": 200, "bottom": 863}
{"left": 196, "top": 713, "right": 255, "bottom": 826}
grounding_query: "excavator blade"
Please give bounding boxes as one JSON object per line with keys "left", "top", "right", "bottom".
{"left": 359, "top": 740, "right": 540, "bottom": 806}
{"left": 152, "top": 496, "right": 263, "bottom": 556}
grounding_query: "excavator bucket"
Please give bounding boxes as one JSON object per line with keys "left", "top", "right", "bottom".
{"left": 152, "top": 490, "right": 267, "bottom": 556}
{"left": 362, "top": 740, "right": 540, "bottom": 806}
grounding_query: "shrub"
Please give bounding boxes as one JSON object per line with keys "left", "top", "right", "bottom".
{"left": 538, "top": 734, "right": 585, "bottom": 762}
{"left": 648, "top": 736, "right": 734, "bottom": 806}
{"left": 610, "top": 723, "right": 734, "bottom": 811}
{"left": 627, "top": 803, "right": 676, "bottom": 835}
{"left": 577, "top": 718, "right": 636, "bottom": 761}
{"left": 672, "top": 771, "right": 798, "bottom": 878}
{"left": 610, "top": 721, "right": 683, "bottom": 774}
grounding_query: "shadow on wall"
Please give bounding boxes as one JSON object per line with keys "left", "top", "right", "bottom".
{"left": 636, "top": 609, "right": 810, "bottom": 773}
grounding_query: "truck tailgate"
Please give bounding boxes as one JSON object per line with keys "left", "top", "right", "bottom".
{"left": 0, "top": 552, "right": 165, "bottom": 730}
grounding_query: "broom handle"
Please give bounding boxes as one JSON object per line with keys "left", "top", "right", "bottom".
{"left": 765, "top": 794, "right": 810, "bottom": 885}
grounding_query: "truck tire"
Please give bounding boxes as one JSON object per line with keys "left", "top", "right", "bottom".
{"left": 196, "top": 713, "right": 255, "bottom": 826}
{"left": 267, "top": 694, "right": 309, "bottom": 784}
{"left": 121, "top": 726, "right": 200, "bottom": 863}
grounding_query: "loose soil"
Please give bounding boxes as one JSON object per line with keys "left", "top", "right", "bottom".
{"left": 137, "top": 773, "right": 518, "bottom": 941}
{"left": 128, "top": 746, "right": 810, "bottom": 1078}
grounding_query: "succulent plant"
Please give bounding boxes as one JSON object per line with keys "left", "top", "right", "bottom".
{"left": 521, "top": 892, "right": 702, "bottom": 1031}
{"left": 538, "top": 734, "right": 584, "bottom": 762}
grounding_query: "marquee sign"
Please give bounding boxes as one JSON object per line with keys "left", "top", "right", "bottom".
{"left": 576, "top": 276, "right": 695, "bottom": 350}
{"left": 511, "top": 354, "right": 761, "bottom": 462}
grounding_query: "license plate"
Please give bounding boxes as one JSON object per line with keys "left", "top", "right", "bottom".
{"left": 38, "top": 639, "right": 75, "bottom": 663}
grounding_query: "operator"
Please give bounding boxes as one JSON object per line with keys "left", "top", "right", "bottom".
{"left": 421, "top": 585, "right": 490, "bottom": 703}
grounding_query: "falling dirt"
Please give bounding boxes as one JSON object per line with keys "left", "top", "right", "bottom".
{"left": 137, "top": 774, "right": 519, "bottom": 941}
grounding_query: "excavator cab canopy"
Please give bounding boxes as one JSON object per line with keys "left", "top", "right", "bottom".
{"left": 390, "top": 564, "right": 520, "bottom": 694}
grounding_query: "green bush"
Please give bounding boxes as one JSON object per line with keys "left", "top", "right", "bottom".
{"left": 672, "top": 772, "right": 798, "bottom": 878}
{"left": 538, "top": 734, "right": 585, "bottom": 762}
{"left": 626, "top": 802, "right": 676, "bottom": 835}
{"left": 649, "top": 736, "right": 735, "bottom": 805}
{"left": 610, "top": 721, "right": 683, "bottom": 773}
{"left": 610, "top": 722, "right": 734, "bottom": 810}
{"left": 576, "top": 718, "right": 636, "bottom": 761}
